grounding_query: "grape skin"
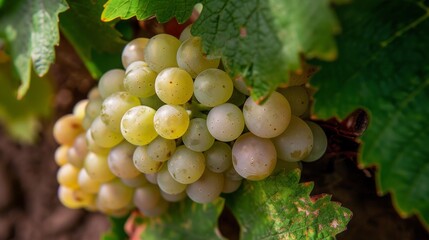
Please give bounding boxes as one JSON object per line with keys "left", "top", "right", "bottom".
{"left": 155, "top": 67, "right": 194, "bottom": 105}
{"left": 153, "top": 105, "right": 190, "bottom": 139}
{"left": 144, "top": 34, "right": 181, "bottom": 73}
{"left": 186, "top": 169, "right": 224, "bottom": 204}
{"left": 98, "top": 69, "right": 125, "bottom": 99}
{"left": 206, "top": 103, "right": 244, "bottom": 142}
{"left": 194, "top": 69, "right": 233, "bottom": 107}
{"left": 182, "top": 118, "right": 214, "bottom": 152}
{"left": 121, "top": 106, "right": 158, "bottom": 146}
{"left": 302, "top": 121, "right": 328, "bottom": 162}
{"left": 122, "top": 38, "right": 149, "bottom": 68}
{"left": 167, "top": 146, "right": 205, "bottom": 184}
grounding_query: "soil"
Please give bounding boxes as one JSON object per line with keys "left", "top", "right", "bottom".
{"left": 0, "top": 34, "right": 428, "bottom": 240}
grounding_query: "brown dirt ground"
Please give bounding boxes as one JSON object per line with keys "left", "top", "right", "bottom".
{"left": 0, "top": 35, "right": 428, "bottom": 240}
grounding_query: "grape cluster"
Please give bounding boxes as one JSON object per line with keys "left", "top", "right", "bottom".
{"left": 53, "top": 25, "right": 327, "bottom": 217}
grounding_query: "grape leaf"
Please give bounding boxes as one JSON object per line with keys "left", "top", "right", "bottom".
{"left": 101, "top": 0, "right": 199, "bottom": 23}
{"left": 0, "top": 62, "right": 52, "bottom": 143}
{"left": 138, "top": 198, "right": 224, "bottom": 240}
{"left": 192, "top": 0, "right": 339, "bottom": 101}
{"left": 311, "top": 0, "right": 429, "bottom": 227}
{"left": 60, "top": 0, "right": 126, "bottom": 79}
{"left": 100, "top": 0, "right": 339, "bottom": 100}
{"left": 0, "top": 0, "right": 68, "bottom": 98}
{"left": 226, "top": 169, "right": 351, "bottom": 239}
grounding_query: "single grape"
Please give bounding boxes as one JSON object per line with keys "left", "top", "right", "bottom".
{"left": 154, "top": 105, "right": 189, "bottom": 139}
{"left": 273, "top": 116, "right": 313, "bottom": 162}
{"left": 85, "top": 129, "right": 110, "bottom": 155}
{"left": 121, "top": 106, "right": 158, "bottom": 146}
{"left": 168, "top": 145, "right": 205, "bottom": 184}
{"left": 73, "top": 99, "right": 88, "bottom": 120}
{"left": 53, "top": 114, "right": 84, "bottom": 145}
{"left": 232, "top": 132, "right": 277, "bottom": 180}
{"left": 133, "top": 146, "right": 164, "bottom": 174}
{"left": 100, "top": 91, "right": 140, "bottom": 133}
{"left": 204, "top": 141, "right": 232, "bottom": 173}
{"left": 90, "top": 117, "right": 123, "bottom": 148}
{"left": 146, "top": 136, "right": 176, "bottom": 162}
{"left": 72, "top": 133, "right": 89, "bottom": 158}
{"left": 55, "top": 145, "right": 69, "bottom": 166}
{"left": 186, "top": 169, "right": 224, "bottom": 204}
{"left": 302, "top": 121, "right": 328, "bottom": 162}
{"left": 108, "top": 141, "right": 141, "bottom": 179}
{"left": 133, "top": 184, "right": 162, "bottom": 211}
{"left": 122, "top": 38, "right": 149, "bottom": 68}
{"left": 78, "top": 168, "right": 101, "bottom": 194}
{"left": 98, "top": 69, "right": 125, "bottom": 99}
{"left": 243, "top": 91, "right": 291, "bottom": 138}
{"left": 232, "top": 76, "right": 250, "bottom": 95}
{"left": 124, "top": 63, "right": 157, "bottom": 98}
{"left": 85, "top": 97, "right": 102, "bottom": 120}
{"left": 194, "top": 69, "right": 233, "bottom": 107}
{"left": 97, "top": 180, "right": 134, "bottom": 210}
{"left": 58, "top": 186, "right": 94, "bottom": 209}
{"left": 121, "top": 174, "right": 148, "bottom": 188}
{"left": 57, "top": 163, "right": 80, "bottom": 189}
{"left": 222, "top": 177, "right": 242, "bottom": 194}
{"left": 67, "top": 147, "right": 85, "bottom": 169}
{"left": 177, "top": 37, "right": 220, "bottom": 78}
{"left": 182, "top": 118, "right": 214, "bottom": 152}
{"left": 155, "top": 67, "right": 193, "bottom": 105}
{"left": 88, "top": 87, "right": 101, "bottom": 100}
{"left": 157, "top": 165, "right": 187, "bottom": 195}
{"left": 84, "top": 152, "right": 116, "bottom": 183}
{"left": 144, "top": 34, "right": 181, "bottom": 73}
{"left": 278, "top": 86, "right": 309, "bottom": 116}
{"left": 206, "top": 103, "right": 244, "bottom": 142}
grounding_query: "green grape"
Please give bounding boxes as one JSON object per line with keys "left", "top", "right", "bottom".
{"left": 278, "top": 86, "right": 309, "bottom": 116}
{"left": 160, "top": 189, "right": 187, "bottom": 202}
{"left": 85, "top": 129, "right": 110, "bottom": 155}
{"left": 155, "top": 67, "right": 193, "bottom": 105}
{"left": 157, "top": 165, "right": 187, "bottom": 195}
{"left": 73, "top": 99, "right": 88, "bottom": 120}
{"left": 100, "top": 91, "right": 140, "bottom": 133}
{"left": 78, "top": 168, "right": 101, "bottom": 194}
{"left": 124, "top": 63, "right": 157, "bottom": 98}
{"left": 133, "top": 184, "right": 162, "bottom": 211}
{"left": 58, "top": 186, "right": 94, "bottom": 209}
{"left": 121, "top": 174, "right": 148, "bottom": 188}
{"left": 140, "top": 94, "right": 165, "bottom": 110}
{"left": 177, "top": 37, "right": 220, "bottom": 78}
{"left": 121, "top": 106, "right": 158, "bottom": 146}
{"left": 232, "top": 132, "right": 277, "bottom": 181}
{"left": 98, "top": 69, "right": 125, "bottom": 99}
{"left": 88, "top": 87, "right": 101, "bottom": 100}
{"left": 145, "top": 173, "right": 158, "bottom": 185}
{"left": 222, "top": 177, "right": 242, "bottom": 194}
{"left": 138, "top": 197, "right": 169, "bottom": 217}
{"left": 273, "top": 116, "right": 313, "bottom": 162}
{"left": 167, "top": 145, "right": 205, "bottom": 184}
{"left": 97, "top": 180, "right": 134, "bottom": 210}
{"left": 84, "top": 152, "right": 116, "bottom": 183}
{"left": 243, "top": 91, "right": 291, "bottom": 138}
{"left": 85, "top": 97, "right": 102, "bottom": 120}
{"left": 122, "top": 38, "right": 149, "bottom": 68}
{"left": 144, "top": 34, "right": 181, "bottom": 73}
{"left": 108, "top": 141, "right": 141, "bottom": 179}
{"left": 57, "top": 163, "right": 80, "bottom": 189}
{"left": 90, "top": 117, "right": 123, "bottom": 148}
{"left": 302, "top": 121, "right": 328, "bottom": 162}
{"left": 133, "top": 146, "right": 164, "bottom": 174}
{"left": 154, "top": 105, "right": 189, "bottom": 139}
{"left": 182, "top": 118, "right": 214, "bottom": 152}
{"left": 204, "top": 141, "right": 232, "bottom": 173}
{"left": 53, "top": 114, "right": 84, "bottom": 146}
{"left": 194, "top": 69, "right": 233, "bottom": 107}
{"left": 55, "top": 145, "right": 69, "bottom": 166}
{"left": 232, "top": 76, "right": 250, "bottom": 96}
{"left": 67, "top": 147, "right": 84, "bottom": 169}
{"left": 146, "top": 136, "right": 176, "bottom": 162}
{"left": 186, "top": 169, "right": 224, "bottom": 204}
{"left": 206, "top": 103, "right": 244, "bottom": 142}
{"left": 179, "top": 24, "right": 193, "bottom": 42}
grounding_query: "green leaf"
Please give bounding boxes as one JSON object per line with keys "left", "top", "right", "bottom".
{"left": 311, "top": 0, "right": 429, "bottom": 227}
{"left": 0, "top": 0, "right": 68, "bottom": 98}
{"left": 226, "top": 169, "right": 351, "bottom": 239}
{"left": 60, "top": 0, "right": 126, "bottom": 79}
{"left": 101, "top": 0, "right": 199, "bottom": 23}
{"left": 192, "top": 0, "right": 339, "bottom": 100}
{"left": 0, "top": 62, "right": 53, "bottom": 143}
{"left": 139, "top": 198, "right": 224, "bottom": 240}
{"left": 102, "top": 215, "right": 129, "bottom": 240}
